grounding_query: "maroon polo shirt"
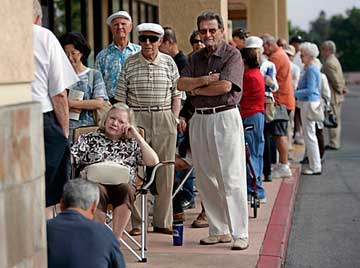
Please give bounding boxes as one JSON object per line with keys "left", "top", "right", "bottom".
{"left": 181, "top": 41, "right": 244, "bottom": 108}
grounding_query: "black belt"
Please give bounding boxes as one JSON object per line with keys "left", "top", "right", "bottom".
{"left": 195, "top": 105, "right": 237, "bottom": 115}
{"left": 130, "top": 105, "right": 171, "bottom": 112}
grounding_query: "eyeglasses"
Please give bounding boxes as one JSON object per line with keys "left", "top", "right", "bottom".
{"left": 199, "top": 28, "right": 218, "bottom": 35}
{"left": 191, "top": 39, "right": 203, "bottom": 45}
{"left": 138, "top": 35, "right": 160, "bottom": 43}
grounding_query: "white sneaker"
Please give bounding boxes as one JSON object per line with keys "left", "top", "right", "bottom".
{"left": 272, "top": 163, "right": 292, "bottom": 178}
{"left": 302, "top": 168, "right": 322, "bottom": 175}
{"left": 231, "top": 237, "right": 249, "bottom": 250}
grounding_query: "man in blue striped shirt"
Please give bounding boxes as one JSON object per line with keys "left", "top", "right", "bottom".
{"left": 95, "top": 11, "right": 140, "bottom": 103}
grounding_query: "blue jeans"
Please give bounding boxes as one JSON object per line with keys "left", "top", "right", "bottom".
{"left": 175, "top": 132, "right": 195, "bottom": 203}
{"left": 243, "top": 112, "right": 265, "bottom": 199}
{"left": 175, "top": 169, "right": 195, "bottom": 202}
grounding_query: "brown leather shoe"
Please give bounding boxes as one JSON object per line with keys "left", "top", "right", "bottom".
{"left": 191, "top": 211, "right": 209, "bottom": 228}
{"left": 129, "top": 228, "right": 141, "bottom": 236}
{"left": 153, "top": 227, "right": 173, "bottom": 235}
{"left": 173, "top": 212, "right": 185, "bottom": 221}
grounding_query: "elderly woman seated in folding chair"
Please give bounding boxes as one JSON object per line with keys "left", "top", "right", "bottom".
{"left": 71, "top": 103, "right": 159, "bottom": 241}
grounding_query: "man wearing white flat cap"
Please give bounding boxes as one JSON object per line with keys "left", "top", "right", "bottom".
{"left": 95, "top": 11, "right": 140, "bottom": 104}
{"left": 115, "top": 23, "right": 181, "bottom": 234}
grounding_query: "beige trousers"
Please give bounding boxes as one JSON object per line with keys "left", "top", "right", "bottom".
{"left": 189, "top": 109, "right": 249, "bottom": 239}
{"left": 328, "top": 101, "right": 342, "bottom": 148}
{"left": 131, "top": 110, "right": 177, "bottom": 229}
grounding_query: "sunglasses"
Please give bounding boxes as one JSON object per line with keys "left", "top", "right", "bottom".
{"left": 199, "top": 28, "right": 218, "bottom": 35}
{"left": 138, "top": 35, "right": 160, "bottom": 43}
{"left": 192, "top": 39, "right": 203, "bottom": 45}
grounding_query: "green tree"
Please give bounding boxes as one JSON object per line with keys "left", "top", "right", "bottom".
{"left": 288, "top": 21, "right": 309, "bottom": 41}
{"left": 289, "top": 7, "right": 360, "bottom": 71}
{"left": 328, "top": 8, "right": 360, "bottom": 71}
{"left": 308, "top": 10, "right": 330, "bottom": 46}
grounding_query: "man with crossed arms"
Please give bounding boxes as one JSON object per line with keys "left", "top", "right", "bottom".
{"left": 178, "top": 11, "right": 248, "bottom": 250}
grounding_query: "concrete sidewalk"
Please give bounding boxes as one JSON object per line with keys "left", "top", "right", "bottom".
{"left": 123, "top": 145, "right": 304, "bottom": 268}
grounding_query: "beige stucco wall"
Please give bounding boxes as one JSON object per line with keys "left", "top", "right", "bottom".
{"left": 0, "top": 0, "right": 33, "bottom": 106}
{"left": 277, "top": 0, "right": 289, "bottom": 40}
{"left": 158, "top": 0, "right": 228, "bottom": 54}
{"left": 0, "top": 0, "right": 33, "bottom": 84}
{"left": 245, "top": 0, "right": 288, "bottom": 40}
{"left": 0, "top": 1, "right": 47, "bottom": 267}
{"left": 248, "top": 0, "right": 278, "bottom": 37}
{"left": 0, "top": 102, "right": 47, "bottom": 268}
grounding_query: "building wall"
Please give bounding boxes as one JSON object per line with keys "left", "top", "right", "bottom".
{"left": 0, "top": 0, "right": 48, "bottom": 267}
{"left": 230, "top": 0, "right": 288, "bottom": 40}
{"left": 158, "top": 0, "right": 228, "bottom": 54}
{"left": 0, "top": 0, "right": 33, "bottom": 106}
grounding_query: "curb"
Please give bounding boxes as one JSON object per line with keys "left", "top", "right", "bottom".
{"left": 256, "top": 164, "right": 301, "bottom": 268}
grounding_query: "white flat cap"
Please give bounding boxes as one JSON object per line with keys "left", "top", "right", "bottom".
{"left": 136, "top": 23, "right": 164, "bottom": 36}
{"left": 245, "top": 36, "right": 263, "bottom": 48}
{"left": 106, "top": 11, "right": 132, "bottom": 25}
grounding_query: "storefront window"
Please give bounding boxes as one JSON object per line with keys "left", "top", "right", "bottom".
{"left": 53, "top": 0, "right": 83, "bottom": 37}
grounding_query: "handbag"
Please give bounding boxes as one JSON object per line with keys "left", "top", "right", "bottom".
{"left": 264, "top": 96, "right": 275, "bottom": 122}
{"left": 87, "top": 69, "right": 112, "bottom": 125}
{"left": 84, "top": 161, "right": 130, "bottom": 185}
{"left": 306, "top": 101, "right": 324, "bottom": 122}
{"left": 273, "top": 104, "right": 289, "bottom": 121}
{"left": 323, "top": 106, "right": 338, "bottom": 128}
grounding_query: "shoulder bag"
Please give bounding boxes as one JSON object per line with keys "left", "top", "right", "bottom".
{"left": 88, "top": 69, "right": 112, "bottom": 125}
{"left": 323, "top": 106, "right": 338, "bottom": 128}
{"left": 306, "top": 101, "right": 324, "bottom": 122}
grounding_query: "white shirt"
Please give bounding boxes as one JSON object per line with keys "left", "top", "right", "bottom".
{"left": 293, "top": 51, "right": 304, "bottom": 75}
{"left": 260, "top": 57, "right": 279, "bottom": 98}
{"left": 290, "top": 62, "right": 301, "bottom": 90}
{"left": 320, "top": 73, "right": 331, "bottom": 106}
{"left": 32, "top": 24, "right": 79, "bottom": 113}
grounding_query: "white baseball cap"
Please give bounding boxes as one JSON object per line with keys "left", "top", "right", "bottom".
{"left": 245, "top": 36, "right": 263, "bottom": 48}
{"left": 106, "top": 11, "right": 132, "bottom": 25}
{"left": 136, "top": 23, "right": 164, "bottom": 37}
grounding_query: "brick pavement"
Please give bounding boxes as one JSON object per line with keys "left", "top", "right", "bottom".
{"left": 122, "top": 144, "right": 304, "bottom": 268}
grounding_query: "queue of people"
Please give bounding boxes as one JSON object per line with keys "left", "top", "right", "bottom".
{"left": 31, "top": 0, "right": 347, "bottom": 266}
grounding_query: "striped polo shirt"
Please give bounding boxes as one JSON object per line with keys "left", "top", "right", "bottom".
{"left": 115, "top": 51, "right": 181, "bottom": 107}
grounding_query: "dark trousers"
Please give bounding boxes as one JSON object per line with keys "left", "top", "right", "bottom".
{"left": 44, "top": 111, "right": 70, "bottom": 207}
{"left": 316, "top": 125, "right": 325, "bottom": 159}
{"left": 263, "top": 122, "right": 277, "bottom": 177}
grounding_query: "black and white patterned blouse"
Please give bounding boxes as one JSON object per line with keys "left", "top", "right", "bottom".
{"left": 71, "top": 131, "right": 143, "bottom": 184}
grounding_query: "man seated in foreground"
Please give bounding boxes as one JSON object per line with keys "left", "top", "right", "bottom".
{"left": 47, "top": 179, "right": 125, "bottom": 268}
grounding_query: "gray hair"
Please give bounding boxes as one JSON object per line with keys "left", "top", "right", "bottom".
{"left": 300, "top": 42, "right": 319, "bottom": 58}
{"left": 62, "top": 179, "right": 100, "bottom": 210}
{"left": 33, "top": 0, "right": 42, "bottom": 20}
{"left": 261, "top": 33, "right": 276, "bottom": 45}
{"left": 99, "top": 103, "right": 136, "bottom": 132}
{"left": 197, "top": 11, "right": 224, "bottom": 30}
{"left": 321, "top": 40, "right": 336, "bottom": 54}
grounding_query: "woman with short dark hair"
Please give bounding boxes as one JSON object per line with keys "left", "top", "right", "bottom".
{"left": 59, "top": 32, "right": 108, "bottom": 142}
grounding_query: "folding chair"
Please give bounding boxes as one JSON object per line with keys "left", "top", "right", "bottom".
{"left": 72, "top": 125, "right": 174, "bottom": 262}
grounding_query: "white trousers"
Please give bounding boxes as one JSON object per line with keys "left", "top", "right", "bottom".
{"left": 300, "top": 102, "right": 322, "bottom": 172}
{"left": 189, "top": 108, "right": 248, "bottom": 239}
